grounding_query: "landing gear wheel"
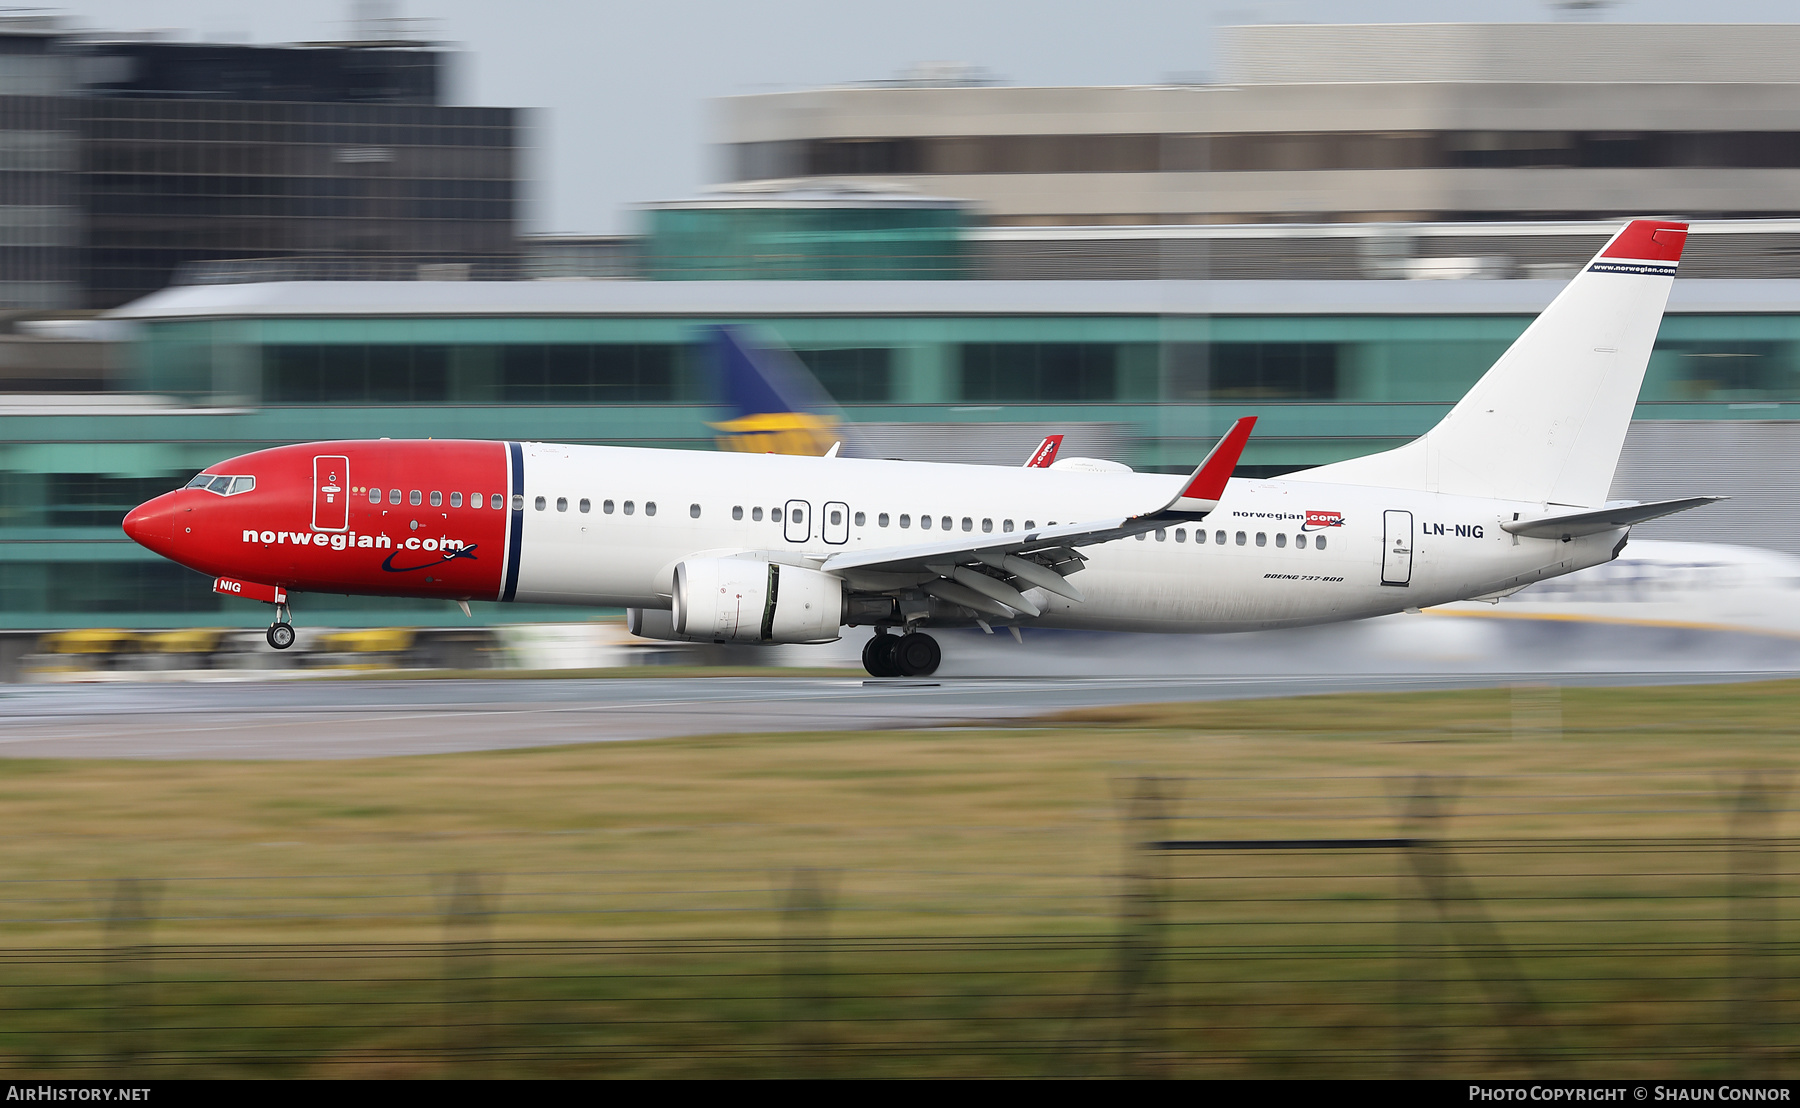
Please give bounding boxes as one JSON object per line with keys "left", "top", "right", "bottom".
{"left": 862, "top": 632, "right": 901, "bottom": 677}
{"left": 893, "top": 632, "right": 941, "bottom": 677}
{"left": 267, "top": 622, "right": 296, "bottom": 650}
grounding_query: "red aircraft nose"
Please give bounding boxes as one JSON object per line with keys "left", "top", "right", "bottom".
{"left": 122, "top": 493, "right": 178, "bottom": 555}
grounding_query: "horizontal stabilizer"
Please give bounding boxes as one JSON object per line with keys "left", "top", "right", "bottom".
{"left": 1502, "top": 496, "right": 1726, "bottom": 540}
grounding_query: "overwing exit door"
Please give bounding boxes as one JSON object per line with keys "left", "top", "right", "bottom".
{"left": 313, "top": 454, "right": 349, "bottom": 532}
{"left": 783, "top": 499, "right": 811, "bottom": 543}
{"left": 1381, "top": 509, "right": 1413, "bottom": 587}
{"left": 822, "top": 501, "right": 849, "bottom": 544}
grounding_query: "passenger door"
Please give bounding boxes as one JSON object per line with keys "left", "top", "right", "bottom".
{"left": 1381, "top": 509, "right": 1413, "bottom": 587}
{"left": 783, "top": 499, "right": 811, "bottom": 543}
{"left": 313, "top": 454, "right": 350, "bottom": 532}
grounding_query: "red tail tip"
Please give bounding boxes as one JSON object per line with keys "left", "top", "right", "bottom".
{"left": 1601, "top": 219, "right": 1688, "bottom": 263}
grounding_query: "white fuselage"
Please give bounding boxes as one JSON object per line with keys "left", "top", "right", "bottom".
{"left": 509, "top": 443, "right": 1622, "bottom": 634}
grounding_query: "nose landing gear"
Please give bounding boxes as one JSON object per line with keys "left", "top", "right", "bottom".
{"left": 862, "top": 629, "right": 941, "bottom": 677}
{"left": 266, "top": 603, "right": 295, "bottom": 650}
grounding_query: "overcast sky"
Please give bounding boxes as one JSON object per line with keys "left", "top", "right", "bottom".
{"left": 53, "top": 1, "right": 1800, "bottom": 234}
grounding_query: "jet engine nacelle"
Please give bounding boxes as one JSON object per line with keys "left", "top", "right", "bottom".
{"left": 671, "top": 557, "right": 842, "bottom": 644}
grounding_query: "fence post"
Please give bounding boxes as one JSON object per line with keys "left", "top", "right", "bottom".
{"left": 1729, "top": 771, "right": 1789, "bottom": 1076}
{"left": 440, "top": 871, "right": 494, "bottom": 1077}
{"left": 780, "top": 867, "right": 833, "bottom": 1077}
{"left": 1119, "top": 775, "right": 1171, "bottom": 1077}
{"left": 104, "top": 878, "right": 155, "bottom": 1077}
{"left": 1397, "top": 776, "right": 1449, "bottom": 1078}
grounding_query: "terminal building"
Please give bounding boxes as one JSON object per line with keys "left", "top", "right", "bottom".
{"left": 3, "top": 22, "right": 1800, "bottom": 634}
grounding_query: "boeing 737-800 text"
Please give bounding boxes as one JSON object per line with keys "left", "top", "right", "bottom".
{"left": 122, "top": 219, "right": 1721, "bottom": 676}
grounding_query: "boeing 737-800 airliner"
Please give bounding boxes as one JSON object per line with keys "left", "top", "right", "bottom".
{"left": 121, "top": 219, "right": 1720, "bottom": 677}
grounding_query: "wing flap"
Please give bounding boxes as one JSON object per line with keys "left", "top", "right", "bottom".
{"left": 1502, "top": 495, "right": 1726, "bottom": 540}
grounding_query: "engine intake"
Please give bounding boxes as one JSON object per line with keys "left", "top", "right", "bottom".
{"left": 671, "top": 557, "right": 842, "bottom": 644}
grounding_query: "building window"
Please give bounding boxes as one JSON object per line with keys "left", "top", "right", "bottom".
{"left": 1169, "top": 342, "right": 1339, "bottom": 401}
{"left": 795, "top": 348, "right": 895, "bottom": 403}
{"left": 497, "top": 344, "right": 679, "bottom": 404}
{"left": 959, "top": 343, "right": 1118, "bottom": 402}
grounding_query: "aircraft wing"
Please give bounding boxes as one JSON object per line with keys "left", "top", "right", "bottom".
{"left": 1502, "top": 496, "right": 1726, "bottom": 540}
{"left": 817, "top": 417, "right": 1256, "bottom": 619}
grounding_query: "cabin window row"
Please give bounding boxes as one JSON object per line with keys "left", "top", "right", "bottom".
{"left": 1136, "top": 527, "right": 1328, "bottom": 550}
{"left": 361, "top": 487, "right": 507, "bottom": 509}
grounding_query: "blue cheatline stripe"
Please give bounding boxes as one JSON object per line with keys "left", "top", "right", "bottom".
{"left": 1587, "top": 261, "right": 1678, "bottom": 276}
{"left": 503, "top": 441, "right": 524, "bottom": 602}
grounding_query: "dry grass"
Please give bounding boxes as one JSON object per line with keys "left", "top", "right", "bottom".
{"left": 0, "top": 678, "right": 1794, "bottom": 1077}
{"left": 0, "top": 679, "right": 1789, "bottom": 946}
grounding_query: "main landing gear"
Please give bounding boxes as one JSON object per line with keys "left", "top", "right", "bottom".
{"left": 266, "top": 603, "right": 295, "bottom": 650}
{"left": 862, "top": 629, "right": 941, "bottom": 678}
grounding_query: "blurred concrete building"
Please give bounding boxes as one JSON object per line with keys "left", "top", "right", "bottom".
{"left": 717, "top": 23, "right": 1800, "bottom": 230}
{"left": 0, "top": 13, "right": 522, "bottom": 311}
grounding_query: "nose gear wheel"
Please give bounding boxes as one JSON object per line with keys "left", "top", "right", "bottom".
{"left": 267, "top": 602, "right": 295, "bottom": 650}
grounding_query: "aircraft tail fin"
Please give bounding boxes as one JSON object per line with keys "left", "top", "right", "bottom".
{"left": 707, "top": 325, "right": 851, "bottom": 457}
{"left": 1300, "top": 219, "right": 1688, "bottom": 507}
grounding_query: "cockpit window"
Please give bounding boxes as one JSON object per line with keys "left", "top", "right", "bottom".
{"left": 186, "top": 473, "right": 255, "bottom": 496}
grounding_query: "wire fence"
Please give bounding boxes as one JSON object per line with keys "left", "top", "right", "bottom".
{"left": 0, "top": 772, "right": 1790, "bottom": 1077}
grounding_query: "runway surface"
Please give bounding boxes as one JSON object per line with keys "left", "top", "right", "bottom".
{"left": 0, "top": 669, "right": 1790, "bottom": 760}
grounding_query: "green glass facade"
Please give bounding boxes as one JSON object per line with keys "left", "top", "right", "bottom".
{"left": 642, "top": 204, "right": 972, "bottom": 280}
{"left": 5, "top": 290, "right": 1798, "bottom": 629}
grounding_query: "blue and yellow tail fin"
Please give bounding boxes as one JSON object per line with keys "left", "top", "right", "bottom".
{"left": 707, "top": 325, "right": 846, "bottom": 456}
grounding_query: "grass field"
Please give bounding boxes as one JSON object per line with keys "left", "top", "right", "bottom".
{"left": 0, "top": 678, "right": 1795, "bottom": 1076}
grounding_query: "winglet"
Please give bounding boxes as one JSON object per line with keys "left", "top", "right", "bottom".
{"left": 1157, "top": 416, "right": 1256, "bottom": 515}
{"left": 1023, "top": 435, "right": 1063, "bottom": 468}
